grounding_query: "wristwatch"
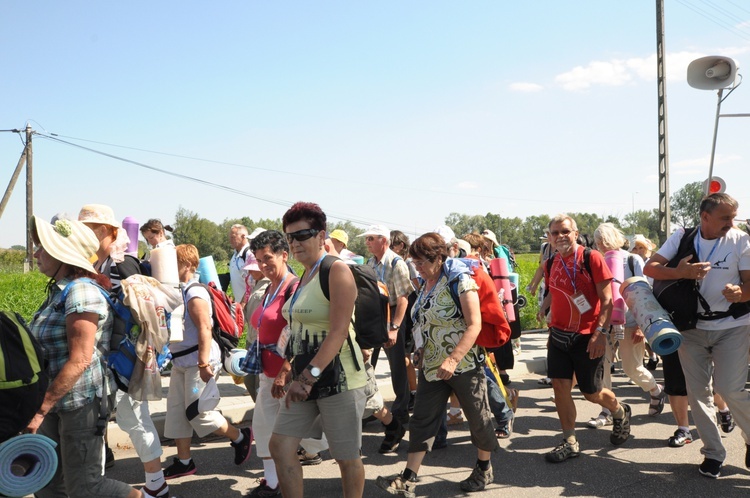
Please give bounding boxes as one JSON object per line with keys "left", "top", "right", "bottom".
{"left": 306, "top": 364, "right": 322, "bottom": 380}
{"left": 595, "top": 326, "right": 608, "bottom": 335}
{"left": 390, "top": 322, "right": 401, "bottom": 331}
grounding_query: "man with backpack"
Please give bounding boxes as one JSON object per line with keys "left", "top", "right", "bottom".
{"left": 361, "top": 225, "right": 414, "bottom": 426}
{"left": 644, "top": 193, "right": 750, "bottom": 479}
{"left": 543, "top": 214, "right": 631, "bottom": 463}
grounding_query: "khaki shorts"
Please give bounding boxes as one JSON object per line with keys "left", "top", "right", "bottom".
{"left": 164, "top": 364, "right": 226, "bottom": 439}
{"left": 274, "top": 387, "right": 366, "bottom": 460}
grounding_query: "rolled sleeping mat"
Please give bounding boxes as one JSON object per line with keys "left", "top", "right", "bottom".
{"left": 604, "top": 250, "right": 626, "bottom": 325}
{"left": 197, "top": 256, "right": 222, "bottom": 289}
{"left": 224, "top": 348, "right": 248, "bottom": 377}
{"left": 621, "top": 276, "right": 682, "bottom": 355}
{"left": 508, "top": 273, "right": 519, "bottom": 287}
{"left": 490, "top": 258, "right": 516, "bottom": 322}
{"left": 150, "top": 245, "right": 180, "bottom": 286}
{"left": 0, "top": 434, "right": 58, "bottom": 497}
{"left": 121, "top": 216, "right": 140, "bottom": 256}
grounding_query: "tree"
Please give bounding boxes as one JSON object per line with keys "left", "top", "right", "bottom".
{"left": 623, "top": 209, "right": 660, "bottom": 241}
{"left": 671, "top": 181, "right": 703, "bottom": 228}
{"left": 173, "top": 207, "right": 228, "bottom": 261}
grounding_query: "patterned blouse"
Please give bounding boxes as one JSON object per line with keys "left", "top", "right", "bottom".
{"left": 31, "top": 278, "right": 113, "bottom": 412}
{"left": 412, "top": 273, "right": 482, "bottom": 382}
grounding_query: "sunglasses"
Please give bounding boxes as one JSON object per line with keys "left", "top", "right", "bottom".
{"left": 549, "top": 229, "right": 573, "bottom": 237}
{"left": 285, "top": 228, "right": 320, "bottom": 243}
{"left": 366, "top": 236, "right": 382, "bottom": 242}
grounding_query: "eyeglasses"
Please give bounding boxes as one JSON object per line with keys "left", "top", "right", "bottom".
{"left": 412, "top": 259, "right": 432, "bottom": 267}
{"left": 285, "top": 228, "right": 320, "bottom": 243}
{"left": 549, "top": 229, "right": 573, "bottom": 237}
{"left": 365, "top": 236, "right": 381, "bottom": 242}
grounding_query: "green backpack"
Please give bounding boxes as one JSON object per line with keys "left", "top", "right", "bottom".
{"left": 0, "top": 310, "right": 49, "bottom": 443}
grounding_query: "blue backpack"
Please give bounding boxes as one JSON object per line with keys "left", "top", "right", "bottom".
{"left": 58, "top": 278, "right": 171, "bottom": 392}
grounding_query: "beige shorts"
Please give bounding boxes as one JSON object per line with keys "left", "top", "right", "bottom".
{"left": 274, "top": 387, "right": 366, "bottom": 460}
{"left": 164, "top": 364, "right": 226, "bottom": 439}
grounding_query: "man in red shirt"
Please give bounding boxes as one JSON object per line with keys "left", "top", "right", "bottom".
{"left": 543, "top": 214, "right": 632, "bottom": 463}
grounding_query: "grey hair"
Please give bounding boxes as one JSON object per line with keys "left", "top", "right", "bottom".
{"left": 548, "top": 214, "right": 578, "bottom": 231}
{"left": 594, "top": 223, "right": 627, "bottom": 252}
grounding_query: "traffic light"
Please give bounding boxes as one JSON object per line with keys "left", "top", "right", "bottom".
{"left": 703, "top": 176, "right": 726, "bottom": 195}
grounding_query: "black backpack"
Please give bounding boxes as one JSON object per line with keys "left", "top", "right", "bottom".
{"left": 0, "top": 310, "right": 49, "bottom": 443}
{"left": 318, "top": 255, "right": 390, "bottom": 351}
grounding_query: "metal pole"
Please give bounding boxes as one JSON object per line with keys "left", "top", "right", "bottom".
{"left": 705, "top": 88, "right": 724, "bottom": 195}
{"left": 25, "top": 125, "right": 33, "bottom": 271}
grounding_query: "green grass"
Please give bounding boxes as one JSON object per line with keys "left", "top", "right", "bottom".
{"left": 0, "top": 266, "right": 48, "bottom": 323}
{"left": 515, "top": 253, "right": 542, "bottom": 331}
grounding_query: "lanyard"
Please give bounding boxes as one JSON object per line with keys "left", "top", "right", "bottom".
{"left": 255, "top": 273, "right": 289, "bottom": 331}
{"left": 411, "top": 271, "right": 442, "bottom": 323}
{"left": 694, "top": 234, "right": 720, "bottom": 263}
{"left": 288, "top": 255, "right": 326, "bottom": 329}
{"left": 558, "top": 250, "right": 578, "bottom": 293}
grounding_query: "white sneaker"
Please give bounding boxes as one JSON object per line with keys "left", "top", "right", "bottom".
{"left": 586, "top": 412, "right": 613, "bottom": 429}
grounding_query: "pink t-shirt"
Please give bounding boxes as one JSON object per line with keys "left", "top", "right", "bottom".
{"left": 250, "top": 278, "right": 298, "bottom": 377}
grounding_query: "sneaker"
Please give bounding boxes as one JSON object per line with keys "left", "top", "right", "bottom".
{"left": 297, "top": 448, "right": 323, "bottom": 466}
{"left": 610, "top": 403, "right": 631, "bottom": 446}
{"left": 459, "top": 464, "right": 493, "bottom": 492}
{"left": 698, "top": 458, "right": 722, "bottom": 478}
{"left": 648, "top": 386, "right": 667, "bottom": 416}
{"left": 105, "top": 445, "right": 115, "bottom": 469}
{"left": 231, "top": 427, "right": 253, "bottom": 465}
{"left": 375, "top": 473, "right": 417, "bottom": 497}
{"left": 719, "top": 410, "right": 736, "bottom": 433}
{"left": 164, "top": 457, "right": 197, "bottom": 480}
{"left": 544, "top": 440, "right": 580, "bottom": 463}
{"left": 447, "top": 411, "right": 464, "bottom": 426}
{"left": 141, "top": 483, "right": 171, "bottom": 498}
{"left": 245, "top": 479, "right": 281, "bottom": 497}
{"left": 668, "top": 428, "right": 693, "bottom": 447}
{"left": 379, "top": 419, "right": 407, "bottom": 454}
{"left": 586, "top": 412, "right": 613, "bottom": 429}
{"left": 645, "top": 356, "right": 659, "bottom": 371}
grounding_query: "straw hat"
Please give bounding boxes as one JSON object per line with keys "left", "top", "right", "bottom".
{"left": 31, "top": 216, "right": 99, "bottom": 273}
{"left": 632, "top": 234, "right": 656, "bottom": 251}
{"left": 78, "top": 204, "right": 121, "bottom": 228}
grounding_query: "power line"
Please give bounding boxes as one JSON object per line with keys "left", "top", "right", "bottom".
{"left": 676, "top": 0, "right": 750, "bottom": 41}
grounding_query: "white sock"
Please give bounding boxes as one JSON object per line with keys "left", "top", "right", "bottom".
{"left": 650, "top": 385, "right": 662, "bottom": 396}
{"left": 233, "top": 432, "right": 245, "bottom": 445}
{"left": 449, "top": 407, "right": 461, "bottom": 416}
{"left": 719, "top": 408, "right": 730, "bottom": 414}
{"left": 179, "top": 458, "right": 191, "bottom": 466}
{"left": 263, "top": 458, "right": 279, "bottom": 489}
{"left": 144, "top": 470, "right": 165, "bottom": 491}
{"left": 678, "top": 426, "right": 690, "bottom": 433}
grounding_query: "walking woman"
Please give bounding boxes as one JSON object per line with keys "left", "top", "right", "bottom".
{"left": 26, "top": 216, "right": 141, "bottom": 498}
{"left": 269, "top": 202, "right": 367, "bottom": 498}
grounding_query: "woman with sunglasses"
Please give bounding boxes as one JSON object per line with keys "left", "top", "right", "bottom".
{"left": 377, "top": 232, "right": 498, "bottom": 497}
{"left": 269, "top": 202, "right": 366, "bottom": 498}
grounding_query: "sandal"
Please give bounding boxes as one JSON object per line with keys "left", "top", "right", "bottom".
{"left": 538, "top": 377, "right": 552, "bottom": 386}
{"left": 648, "top": 386, "right": 666, "bottom": 416}
{"left": 495, "top": 419, "right": 513, "bottom": 439}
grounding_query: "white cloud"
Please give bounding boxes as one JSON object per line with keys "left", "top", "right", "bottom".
{"left": 509, "top": 82, "right": 544, "bottom": 93}
{"left": 456, "top": 181, "right": 479, "bottom": 190}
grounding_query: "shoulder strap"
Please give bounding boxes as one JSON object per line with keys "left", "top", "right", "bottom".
{"left": 318, "top": 255, "right": 337, "bottom": 301}
{"left": 582, "top": 247, "right": 592, "bottom": 276}
{"left": 627, "top": 254, "right": 635, "bottom": 276}
{"left": 239, "top": 246, "right": 249, "bottom": 262}
{"left": 391, "top": 255, "right": 402, "bottom": 269}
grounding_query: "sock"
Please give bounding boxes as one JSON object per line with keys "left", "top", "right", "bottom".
{"left": 263, "top": 458, "right": 279, "bottom": 489}
{"left": 402, "top": 468, "right": 417, "bottom": 482}
{"left": 650, "top": 385, "right": 662, "bottom": 396}
{"left": 232, "top": 432, "right": 245, "bottom": 445}
{"left": 600, "top": 408, "right": 611, "bottom": 417}
{"left": 678, "top": 426, "right": 690, "bottom": 433}
{"left": 477, "top": 458, "right": 491, "bottom": 471}
{"left": 650, "top": 353, "right": 658, "bottom": 360}
{"left": 612, "top": 405, "right": 625, "bottom": 420}
{"left": 449, "top": 407, "right": 461, "bottom": 416}
{"left": 563, "top": 429, "right": 576, "bottom": 444}
{"left": 384, "top": 418, "right": 400, "bottom": 431}
{"left": 179, "top": 458, "right": 191, "bottom": 466}
{"left": 411, "top": 390, "right": 417, "bottom": 395}
{"left": 144, "top": 471, "right": 165, "bottom": 492}
{"left": 719, "top": 408, "right": 730, "bottom": 414}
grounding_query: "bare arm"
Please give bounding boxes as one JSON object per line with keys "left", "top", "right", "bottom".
{"left": 587, "top": 279, "right": 613, "bottom": 359}
{"left": 187, "top": 295, "right": 215, "bottom": 382}
{"left": 644, "top": 253, "right": 710, "bottom": 281}
{"left": 722, "top": 269, "right": 750, "bottom": 303}
{"left": 27, "top": 312, "right": 98, "bottom": 432}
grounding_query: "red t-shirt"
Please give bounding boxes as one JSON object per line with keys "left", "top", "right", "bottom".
{"left": 250, "top": 278, "right": 299, "bottom": 378}
{"left": 545, "top": 246, "right": 612, "bottom": 334}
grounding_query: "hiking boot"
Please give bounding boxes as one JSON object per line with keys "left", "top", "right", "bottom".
{"left": 586, "top": 412, "right": 612, "bottom": 429}
{"left": 668, "top": 428, "right": 693, "bottom": 447}
{"left": 297, "top": 448, "right": 323, "bottom": 466}
{"left": 719, "top": 410, "right": 736, "bottom": 433}
{"left": 379, "top": 419, "right": 407, "bottom": 454}
{"left": 648, "top": 386, "right": 667, "bottom": 416}
{"left": 544, "top": 440, "right": 580, "bottom": 463}
{"left": 610, "top": 403, "right": 631, "bottom": 446}
{"left": 698, "top": 458, "right": 722, "bottom": 478}
{"left": 245, "top": 479, "right": 281, "bottom": 497}
{"left": 375, "top": 473, "right": 417, "bottom": 497}
{"left": 232, "top": 427, "right": 253, "bottom": 465}
{"left": 459, "top": 464, "right": 493, "bottom": 492}
{"left": 164, "top": 457, "right": 197, "bottom": 480}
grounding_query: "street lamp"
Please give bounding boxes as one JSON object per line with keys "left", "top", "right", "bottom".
{"left": 687, "top": 56, "right": 746, "bottom": 195}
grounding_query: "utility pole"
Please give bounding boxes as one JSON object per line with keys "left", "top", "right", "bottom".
{"left": 0, "top": 141, "right": 28, "bottom": 220}
{"left": 656, "top": 0, "right": 671, "bottom": 245}
{"left": 25, "top": 124, "right": 33, "bottom": 271}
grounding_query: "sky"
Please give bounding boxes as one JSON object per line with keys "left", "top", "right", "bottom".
{"left": 2, "top": 0, "right": 750, "bottom": 249}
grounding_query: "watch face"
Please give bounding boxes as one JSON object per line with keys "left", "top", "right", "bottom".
{"left": 310, "top": 366, "right": 321, "bottom": 378}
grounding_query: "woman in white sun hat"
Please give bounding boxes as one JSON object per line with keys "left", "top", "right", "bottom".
{"left": 26, "top": 215, "right": 142, "bottom": 498}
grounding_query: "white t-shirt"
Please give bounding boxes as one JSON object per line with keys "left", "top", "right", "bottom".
{"left": 170, "top": 284, "right": 221, "bottom": 367}
{"left": 229, "top": 244, "right": 250, "bottom": 302}
{"left": 657, "top": 227, "right": 750, "bottom": 330}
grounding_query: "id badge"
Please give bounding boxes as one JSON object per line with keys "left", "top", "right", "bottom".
{"left": 572, "top": 292, "right": 592, "bottom": 314}
{"left": 277, "top": 325, "right": 292, "bottom": 356}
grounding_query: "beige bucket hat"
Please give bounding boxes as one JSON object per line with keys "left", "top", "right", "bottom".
{"left": 31, "top": 216, "right": 99, "bottom": 273}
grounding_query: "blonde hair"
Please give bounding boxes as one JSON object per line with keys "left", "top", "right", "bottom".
{"left": 176, "top": 244, "right": 200, "bottom": 269}
{"left": 594, "top": 223, "right": 627, "bottom": 252}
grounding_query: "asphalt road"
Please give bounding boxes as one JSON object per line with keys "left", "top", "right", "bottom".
{"left": 103, "top": 362, "right": 750, "bottom": 497}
